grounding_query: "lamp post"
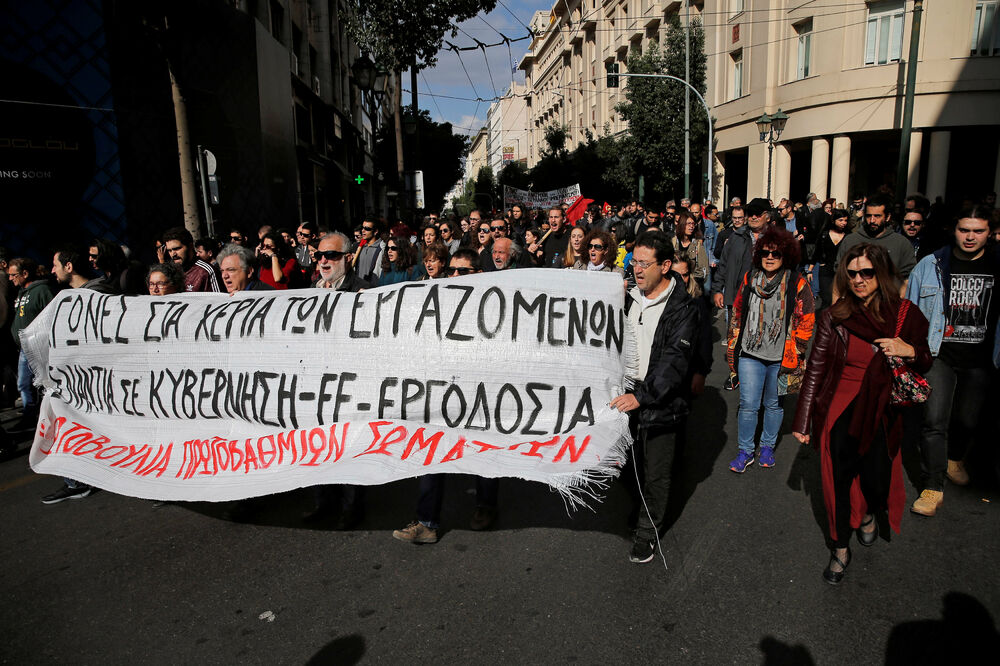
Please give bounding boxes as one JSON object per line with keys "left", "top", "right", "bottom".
{"left": 755, "top": 108, "right": 788, "bottom": 202}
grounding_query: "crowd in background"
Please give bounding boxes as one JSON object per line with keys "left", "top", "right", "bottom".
{"left": 2, "top": 186, "right": 998, "bottom": 574}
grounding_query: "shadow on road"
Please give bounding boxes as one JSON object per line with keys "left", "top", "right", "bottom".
{"left": 307, "top": 633, "right": 366, "bottom": 665}
{"left": 885, "top": 592, "right": 1000, "bottom": 665}
{"left": 759, "top": 635, "right": 815, "bottom": 665}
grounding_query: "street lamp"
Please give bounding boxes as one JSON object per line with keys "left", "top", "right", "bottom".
{"left": 755, "top": 108, "right": 788, "bottom": 201}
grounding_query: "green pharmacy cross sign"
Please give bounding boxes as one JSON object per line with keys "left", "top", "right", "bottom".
{"left": 354, "top": 175, "right": 365, "bottom": 184}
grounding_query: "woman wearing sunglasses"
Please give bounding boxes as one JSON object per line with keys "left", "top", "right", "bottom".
{"left": 377, "top": 236, "right": 419, "bottom": 287}
{"left": 571, "top": 230, "right": 622, "bottom": 274}
{"left": 726, "top": 227, "right": 815, "bottom": 474}
{"left": 793, "top": 243, "right": 931, "bottom": 585}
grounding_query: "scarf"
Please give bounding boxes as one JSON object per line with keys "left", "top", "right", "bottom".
{"left": 587, "top": 261, "right": 605, "bottom": 271}
{"left": 741, "top": 269, "right": 789, "bottom": 360}
{"left": 838, "top": 302, "right": 896, "bottom": 455}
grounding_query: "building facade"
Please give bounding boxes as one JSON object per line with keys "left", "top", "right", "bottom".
{"left": 708, "top": 0, "right": 1000, "bottom": 206}
{"left": 487, "top": 83, "right": 529, "bottom": 174}
{"left": 518, "top": 0, "right": 1000, "bottom": 206}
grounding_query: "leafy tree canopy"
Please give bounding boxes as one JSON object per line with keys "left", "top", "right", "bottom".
{"left": 342, "top": 0, "right": 497, "bottom": 71}
{"left": 614, "top": 15, "right": 708, "bottom": 201}
{"left": 375, "top": 106, "right": 468, "bottom": 212}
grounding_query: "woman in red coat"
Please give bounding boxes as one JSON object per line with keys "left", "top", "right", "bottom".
{"left": 793, "top": 243, "right": 932, "bottom": 585}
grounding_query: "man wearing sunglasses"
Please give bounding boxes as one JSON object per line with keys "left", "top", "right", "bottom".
{"left": 480, "top": 219, "right": 513, "bottom": 272}
{"left": 713, "top": 197, "right": 771, "bottom": 314}
{"left": 393, "top": 248, "right": 500, "bottom": 543}
{"left": 353, "top": 218, "right": 385, "bottom": 284}
{"left": 304, "top": 231, "right": 369, "bottom": 527}
{"left": 294, "top": 221, "right": 318, "bottom": 269}
{"left": 313, "top": 232, "right": 368, "bottom": 292}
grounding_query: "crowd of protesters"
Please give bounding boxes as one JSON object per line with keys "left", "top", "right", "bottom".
{"left": 1, "top": 187, "right": 998, "bottom": 579}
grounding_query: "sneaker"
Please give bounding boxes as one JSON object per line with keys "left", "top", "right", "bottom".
{"left": 470, "top": 506, "right": 497, "bottom": 531}
{"left": 392, "top": 521, "right": 438, "bottom": 544}
{"left": 724, "top": 374, "right": 739, "bottom": 391}
{"left": 41, "top": 484, "right": 92, "bottom": 504}
{"left": 946, "top": 460, "right": 969, "bottom": 486}
{"left": 629, "top": 537, "right": 656, "bottom": 563}
{"left": 758, "top": 446, "right": 776, "bottom": 468}
{"left": 729, "top": 450, "right": 755, "bottom": 473}
{"left": 911, "top": 489, "right": 944, "bottom": 516}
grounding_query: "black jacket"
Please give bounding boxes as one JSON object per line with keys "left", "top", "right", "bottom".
{"left": 712, "top": 224, "right": 755, "bottom": 306}
{"left": 626, "top": 278, "right": 698, "bottom": 430}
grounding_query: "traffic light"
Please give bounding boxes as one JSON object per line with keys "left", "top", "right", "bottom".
{"left": 606, "top": 62, "right": 619, "bottom": 88}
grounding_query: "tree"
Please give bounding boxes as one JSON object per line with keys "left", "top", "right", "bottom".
{"left": 613, "top": 15, "right": 708, "bottom": 202}
{"left": 473, "top": 165, "right": 496, "bottom": 212}
{"left": 375, "top": 106, "right": 468, "bottom": 212}
{"left": 342, "top": 0, "right": 497, "bottom": 71}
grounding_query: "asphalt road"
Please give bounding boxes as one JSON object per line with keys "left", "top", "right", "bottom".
{"left": 2, "top": 321, "right": 999, "bottom": 664}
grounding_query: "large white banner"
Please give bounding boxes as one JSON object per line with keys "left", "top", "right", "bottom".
{"left": 503, "top": 184, "right": 581, "bottom": 209}
{"left": 22, "top": 270, "right": 632, "bottom": 504}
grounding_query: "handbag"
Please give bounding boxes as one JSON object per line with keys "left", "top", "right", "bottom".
{"left": 886, "top": 300, "right": 931, "bottom": 406}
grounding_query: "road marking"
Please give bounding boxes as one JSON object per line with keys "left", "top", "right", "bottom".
{"left": 0, "top": 474, "right": 44, "bottom": 493}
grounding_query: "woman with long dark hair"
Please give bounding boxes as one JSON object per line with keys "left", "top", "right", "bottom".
{"left": 377, "top": 236, "right": 419, "bottom": 286}
{"left": 726, "top": 226, "right": 815, "bottom": 473}
{"left": 793, "top": 243, "right": 931, "bottom": 585}
{"left": 257, "top": 232, "right": 302, "bottom": 289}
{"left": 672, "top": 210, "right": 710, "bottom": 288}
{"left": 812, "top": 208, "right": 851, "bottom": 308}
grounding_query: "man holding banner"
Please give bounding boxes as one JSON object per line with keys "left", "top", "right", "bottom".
{"left": 611, "top": 231, "right": 698, "bottom": 564}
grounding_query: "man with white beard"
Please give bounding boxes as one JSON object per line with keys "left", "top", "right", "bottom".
{"left": 314, "top": 232, "right": 369, "bottom": 292}
{"left": 306, "top": 231, "right": 370, "bottom": 529}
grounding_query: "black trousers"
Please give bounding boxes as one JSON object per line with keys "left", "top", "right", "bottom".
{"left": 632, "top": 423, "right": 682, "bottom": 541}
{"left": 416, "top": 474, "right": 498, "bottom": 529}
{"left": 829, "top": 403, "right": 890, "bottom": 548}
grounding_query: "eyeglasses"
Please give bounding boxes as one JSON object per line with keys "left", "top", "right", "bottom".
{"left": 629, "top": 259, "right": 661, "bottom": 269}
{"left": 491, "top": 225, "right": 506, "bottom": 231}
{"left": 588, "top": 243, "right": 606, "bottom": 250}
{"left": 296, "top": 230, "right": 312, "bottom": 237}
{"left": 903, "top": 220, "right": 923, "bottom": 226}
{"left": 478, "top": 228, "right": 490, "bottom": 234}
{"left": 761, "top": 250, "right": 783, "bottom": 259}
{"left": 847, "top": 268, "right": 877, "bottom": 280}
{"left": 89, "top": 253, "right": 99, "bottom": 259}
{"left": 449, "top": 266, "right": 474, "bottom": 275}
{"left": 387, "top": 246, "right": 399, "bottom": 252}
{"left": 148, "top": 281, "right": 169, "bottom": 289}
{"left": 313, "top": 250, "right": 346, "bottom": 261}
{"left": 362, "top": 225, "right": 376, "bottom": 232}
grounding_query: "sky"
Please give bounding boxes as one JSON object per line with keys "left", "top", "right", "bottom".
{"left": 417, "top": 0, "right": 540, "bottom": 138}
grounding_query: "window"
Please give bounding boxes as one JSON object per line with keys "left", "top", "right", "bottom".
{"left": 865, "top": 0, "right": 904, "bottom": 66}
{"left": 971, "top": 1, "right": 1000, "bottom": 55}
{"left": 731, "top": 50, "right": 743, "bottom": 99}
{"left": 795, "top": 19, "right": 813, "bottom": 79}
{"left": 732, "top": 0, "right": 744, "bottom": 16}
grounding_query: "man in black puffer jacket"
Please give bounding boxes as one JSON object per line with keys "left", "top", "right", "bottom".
{"left": 611, "top": 231, "right": 698, "bottom": 565}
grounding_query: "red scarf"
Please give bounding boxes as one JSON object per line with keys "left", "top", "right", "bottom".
{"left": 837, "top": 302, "right": 897, "bottom": 455}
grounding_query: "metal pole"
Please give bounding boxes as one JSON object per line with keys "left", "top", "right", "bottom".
{"left": 196, "top": 145, "right": 214, "bottom": 237}
{"left": 766, "top": 136, "right": 774, "bottom": 202}
{"left": 895, "top": 0, "right": 923, "bottom": 201}
{"left": 617, "top": 73, "right": 713, "bottom": 203}
{"left": 684, "top": 0, "right": 691, "bottom": 200}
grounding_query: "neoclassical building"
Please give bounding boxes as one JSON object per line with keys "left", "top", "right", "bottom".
{"left": 518, "top": 0, "right": 1000, "bottom": 204}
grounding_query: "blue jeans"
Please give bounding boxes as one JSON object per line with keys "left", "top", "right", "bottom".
{"left": 17, "top": 350, "right": 36, "bottom": 410}
{"left": 737, "top": 356, "right": 783, "bottom": 453}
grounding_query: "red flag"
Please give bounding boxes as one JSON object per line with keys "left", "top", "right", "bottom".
{"left": 566, "top": 197, "right": 594, "bottom": 225}
{"left": 602, "top": 201, "right": 612, "bottom": 216}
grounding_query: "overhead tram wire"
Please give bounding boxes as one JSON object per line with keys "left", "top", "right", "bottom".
{"left": 419, "top": 69, "right": 448, "bottom": 122}
{"left": 496, "top": 0, "right": 534, "bottom": 35}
